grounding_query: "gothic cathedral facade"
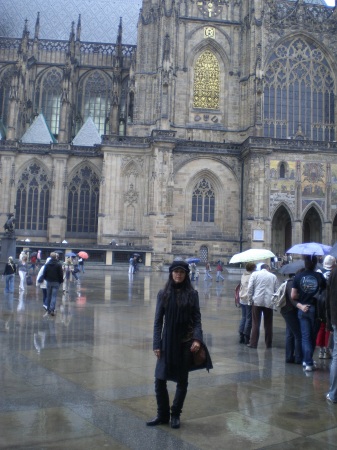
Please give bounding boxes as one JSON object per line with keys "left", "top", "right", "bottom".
{"left": 1, "top": 0, "right": 337, "bottom": 264}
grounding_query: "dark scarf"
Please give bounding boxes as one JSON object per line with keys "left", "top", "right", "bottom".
{"left": 163, "top": 287, "right": 191, "bottom": 379}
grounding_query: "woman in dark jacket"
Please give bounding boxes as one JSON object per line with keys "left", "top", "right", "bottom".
{"left": 280, "top": 273, "right": 302, "bottom": 364}
{"left": 146, "top": 260, "right": 212, "bottom": 429}
{"left": 3, "top": 256, "right": 16, "bottom": 293}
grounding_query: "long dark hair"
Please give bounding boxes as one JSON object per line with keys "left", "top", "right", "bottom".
{"left": 161, "top": 272, "right": 195, "bottom": 307}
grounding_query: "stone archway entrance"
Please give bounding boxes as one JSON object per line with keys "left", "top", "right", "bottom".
{"left": 271, "top": 205, "right": 292, "bottom": 256}
{"left": 302, "top": 207, "right": 322, "bottom": 242}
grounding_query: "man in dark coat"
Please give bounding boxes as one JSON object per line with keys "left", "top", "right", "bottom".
{"left": 326, "top": 264, "right": 337, "bottom": 403}
{"left": 40, "top": 252, "right": 63, "bottom": 316}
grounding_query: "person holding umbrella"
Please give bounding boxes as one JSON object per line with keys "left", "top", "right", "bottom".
{"left": 291, "top": 255, "right": 326, "bottom": 371}
{"left": 78, "top": 251, "right": 88, "bottom": 273}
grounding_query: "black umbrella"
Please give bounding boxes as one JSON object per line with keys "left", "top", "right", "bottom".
{"left": 278, "top": 260, "right": 323, "bottom": 275}
{"left": 30, "top": 252, "right": 37, "bottom": 257}
{"left": 54, "top": 249, "right": 64, "bottom": 254}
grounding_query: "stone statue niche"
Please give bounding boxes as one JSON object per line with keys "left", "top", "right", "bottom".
{"left": 1, "top": 213, "right": 17, "bottom": 273}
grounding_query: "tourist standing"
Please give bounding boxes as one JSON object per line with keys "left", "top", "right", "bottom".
{"left": 247, "top": 264, "right": 278, "bottom": 348}
{"left": 3, "top": 256, "right": 16, "bottom": 293}
{"left": 146, "top": 261, "right": 212, "bottom": 429}
{"left": 18, "top": 255, "right": 28, "bottom": 291}
{"left": 238, "top": 262, "right": 256, "bottom": 345}
{"left": 326, "top": 260, "right": 337, "bottom": 403}
{"left": 39, "top": 252, "right": 63, "bottom": 317}
{"left": 291, "top": 255, "right": 326, "bottom": 372}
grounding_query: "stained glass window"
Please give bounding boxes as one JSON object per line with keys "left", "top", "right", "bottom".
{"left": 15, "top": 163, "right": 50, "bottom": 231}
{"left": 193, "top": 51, "right": 220, "bottom": 109}
{"left": 77, "top": 70, "right": 111, "bottom": 136}
{"left": 67, "top": 165, "right": 100, "bottom": 233}
{"left": 263, "top": 38, "right": 334, "bottom": 141}
{"left": 191, "top": 178, "right": 215, "bottom": 223}
{"left": 35, "top": 68, "right": 62, "bottom": 136}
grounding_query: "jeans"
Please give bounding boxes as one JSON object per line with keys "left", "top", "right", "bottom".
{"left": 216, "top": 271, "right": 224, "bottom": 281}
{"left": 298, "top": 306, "right": 316, "bottom": 366}
{"left": 328, "top": 325, "right": 337, "bottom": 402}
{"left": 5, "top": 274, "right": 15, "bottom": 293}
{"left": 19, "top": 271, "right": 26, "bottom": 290}
{"left": 204, "top": 270, "right": 212, "bottom": 280}
{"left": 46, "top": 282, "right": 60, "bottom": 312}
{"left": 281, "top": 308, "right": 302, "bottom": 363}
{"left": 239, "top": 304, "right": 252, "bottom": 337}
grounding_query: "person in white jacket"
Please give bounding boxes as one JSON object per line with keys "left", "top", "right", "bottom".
{"left": 247, "top": 264, "right": 278, "bottom": 349}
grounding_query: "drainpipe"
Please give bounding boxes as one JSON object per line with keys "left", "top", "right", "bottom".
{"left": 240, "top": 158, "right": 244, "bottom": 252}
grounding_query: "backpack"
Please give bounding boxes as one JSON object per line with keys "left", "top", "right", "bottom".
{"left": 234, "top": 283, "right": 241, "bottom": 308}
{"left": 271, "top": 280, "right": 288, "bottom": 310}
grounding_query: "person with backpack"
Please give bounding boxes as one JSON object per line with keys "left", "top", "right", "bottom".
{"left": 291, "top": 255, "right": 326, "bottom": 372}
{"left": 280, "top": 272, "right": 303, "bottom": 364}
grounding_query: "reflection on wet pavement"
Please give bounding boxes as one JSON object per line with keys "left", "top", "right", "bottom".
{"left": 0, "top": 270, "right": 336, "bottom": 449}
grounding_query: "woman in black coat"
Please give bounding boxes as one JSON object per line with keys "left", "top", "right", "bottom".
{"left": 146, "top": 261, "right": 212, "bottom": 429}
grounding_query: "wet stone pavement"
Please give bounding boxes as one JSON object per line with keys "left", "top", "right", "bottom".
{"left": 1, "top": 269, "right": 337, "bottom": 450}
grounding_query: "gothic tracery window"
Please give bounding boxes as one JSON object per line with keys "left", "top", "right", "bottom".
{"left": 77, "top": 70, "right": 111, "bottom": 136}
{"left": 191, "top": 178, "right": 215, "bottom": 223}
{"left": 67, "top": 165, "right": 100, "bottom": 233}
{"left": 15, "top": 163, "right": 50, "bottom": 231}
{"left": 263, "top": 38, "right": 334, "bottom": 141}
{"left": 35, "top": 68, "right": 62, "bottom": 136}
{"left": 193, "top": 51, "right": 220, "bottom": 109}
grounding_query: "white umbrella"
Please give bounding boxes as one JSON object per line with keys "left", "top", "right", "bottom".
{"left": 229, "top": 249, "right": 275, "bottom": 264}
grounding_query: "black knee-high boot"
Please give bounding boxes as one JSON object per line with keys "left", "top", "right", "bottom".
{"left": 171, "top": 381, "right": 188, "bottom": 418}
{"left": 155, "top": 378, "right": 170, "bottom": 420}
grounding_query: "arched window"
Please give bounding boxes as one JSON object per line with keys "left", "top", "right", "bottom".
{"left": 263, "top": 37, "right": 334, "bottom": 141}
{"left": 67, "top": 165, "right": 100, "bottom": 233}
{"left": 77, "top": 71, "right": 111, "bottom": 136}
{"left": 15, "top": 163, "right": 50, "bottom": 231}
{"left": 0, "top": 66, "right": 15, "bottom": 126}
{"left": 280, "top": 163, "right": 286, "bottom": 179}
{"left": 191, "top": 178, "right": 215, "bottom": 223}
{"left": 35, "top": 68, "right": 62, "bottom": 136}
{"left": 193, "top": 51, "right": 220, "bottom": 109}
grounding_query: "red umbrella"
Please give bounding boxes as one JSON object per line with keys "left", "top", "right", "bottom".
{"left": 78, "top": 251, "right": 89, "bottom": 259}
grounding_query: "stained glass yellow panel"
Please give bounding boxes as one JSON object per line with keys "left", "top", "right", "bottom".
{"left": 193, "top": 51, "right": 220, "bottom": 109}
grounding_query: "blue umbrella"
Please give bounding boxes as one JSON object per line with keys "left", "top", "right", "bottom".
{"left": 286, "top": 242, "right": 331, "bottom": 256}
{"left": 185, "top": 257, "right": 200, "bottom": 264}
{"left": 65, "top": 252, "right": 77, "bottom": 257}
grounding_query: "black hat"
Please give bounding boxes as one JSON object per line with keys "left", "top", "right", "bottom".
{"left": 169, "top": 260, "right": 190, "bottom": 273}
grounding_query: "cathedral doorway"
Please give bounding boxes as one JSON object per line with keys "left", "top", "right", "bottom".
{"left": 271, "top": 206, "right": 292, "bottom": 256}
{"left": 302, "top": 207, "right": 322, "bottom": 243}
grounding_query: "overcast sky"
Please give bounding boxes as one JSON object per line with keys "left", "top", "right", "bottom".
{"left": 326, "top": 0, "right": 335, "bottom": 5}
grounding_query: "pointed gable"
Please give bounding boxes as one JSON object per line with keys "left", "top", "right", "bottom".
{"left": 21, "top": 113, "right": 56, "bottom": 144}
{"left": 72, "top": 116, "right": 101, "bottom": 147}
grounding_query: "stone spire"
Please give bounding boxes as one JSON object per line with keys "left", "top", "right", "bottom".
{"left": 76, "top": 14, "right": 81, "bottom": 41}
{"left": 34, "top": 12, "right": 40, "bottom": 40}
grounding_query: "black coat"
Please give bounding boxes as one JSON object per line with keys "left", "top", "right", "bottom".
{"left": 153, "top": 289, "right": 212, "bottom": 381}
{"left": 327, "top": 266, "right": 337, "bottom": 329}
{"left": 43, "top": 259, "right": 63, "bottom": 284}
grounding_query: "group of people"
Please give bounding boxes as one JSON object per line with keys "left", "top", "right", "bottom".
{"left": 2, "top": 251, "right": 83, "bottom": 317}
{"left": 188, "top": 261, "right": 225, "bottom": 282}
{"left": 237, "top": 254, "right": 337, "bottom": 404}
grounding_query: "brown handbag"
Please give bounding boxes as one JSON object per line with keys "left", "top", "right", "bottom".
{"left": 193, "top": 345, "right": 206, "bottom": 366}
